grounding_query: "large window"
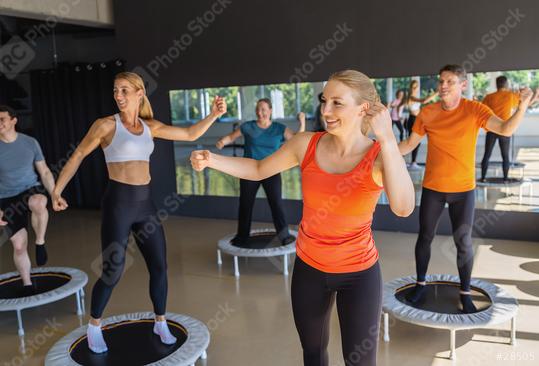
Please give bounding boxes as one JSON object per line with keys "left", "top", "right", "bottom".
{"left": 170, "top": 82, "right": 321, "bottom": 124}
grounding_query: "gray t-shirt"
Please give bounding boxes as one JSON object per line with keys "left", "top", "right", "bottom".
{"left": 0, "top": 133, "right": 45, "bottom": 198}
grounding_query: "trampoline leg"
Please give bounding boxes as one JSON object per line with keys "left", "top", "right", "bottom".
{"left": 511, "top": 316, "right": 517, "bottom": 346}
{"left": 80, "top": 289, "right": 86, "bottom": 314}
{"left": 16, "top": 310, "right": 24, "bottom": 337}
{"left": 519, "top": 185, "right": 523, "bottom": 204}
{"left": 283, "top": 254, "right": 289, "bottom": 276}
{"left": 234, "top": 256, "right": 240, "bottom": 278}
{"left": 483, "top": 187, "right": 487, "bottom": 201}
{"left": 449, "top": 329, "right": 456, "bottom": 360}
{"left": 217, "top": 249, "right": 222, "bottom": 265}
{"left": 76, "top": 290, "right": 83, "bottom": 315}
{"left": 201, "top": 350, "right": 208, "bottom": 359}
{"left": 383, "top": 312, "right": 390, "bottom": 342}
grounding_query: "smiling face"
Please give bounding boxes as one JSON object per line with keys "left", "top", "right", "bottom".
{"left": 438, "top": 71, "right": 466, "bottom": 104}
{"left": 255, "top": 101, "right": 272, "bottom": 121}
{"left": 113, "top": 78, "right": 143, "bottom": 112}
{"left": 0, "top": 111, "right": 16, "bottom": 135}
{"left": 320, "top": 80, "right": 368, "bottom": 135}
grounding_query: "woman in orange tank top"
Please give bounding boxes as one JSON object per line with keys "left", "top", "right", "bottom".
{"left": 191, "top": 70, "right": 415, "bottom": 366}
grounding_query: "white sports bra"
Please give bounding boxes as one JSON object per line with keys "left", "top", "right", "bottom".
{"left": 409, "top": 101, "right": 422, "bottom": 113}
{"left": 103, "top": 114, "right": 154, "bottom": 163}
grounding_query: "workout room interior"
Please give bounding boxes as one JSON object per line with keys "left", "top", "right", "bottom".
{"left": 0, "top": 1, "right": 538, "bottom": 365}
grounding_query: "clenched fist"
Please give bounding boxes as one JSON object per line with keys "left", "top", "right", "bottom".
{"left": 190, "top": 150, "right": 211, "bottom": 171}
{"left": 52, "top": 192, "right": 68, "bottom": 211}
{"left": 211, "top": 96, "right": 227, "bottom": 118}
{"left": 216, "top": 139, "right": 225, "bottom": 150}
{"left": 518, "top": 87, "right": 534, "bottom": 108}
{"left": 364, "top": 102, "right": 394, "bottom": 143}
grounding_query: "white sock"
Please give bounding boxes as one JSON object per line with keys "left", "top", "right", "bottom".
{"left": 87, "top": 323, "right": 108, "bottom": 353}
{"left": 153, "top": 320, "right": 177, "bottom": 345}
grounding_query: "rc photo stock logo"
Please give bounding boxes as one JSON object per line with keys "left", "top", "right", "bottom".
{"left": 131, "top": 66, "right": 159, "bottom": 96}
{"left": 0, "top": 36, "right": 35, "bottom": 79}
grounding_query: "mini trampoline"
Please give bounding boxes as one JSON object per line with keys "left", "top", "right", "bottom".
{"left": 0, "top": 267, "right": 87, "bottom": 336}
{"left": 476, "top": 177, "right": 533, "bottom": 203}
{"left": 45, "top": 312, "right": 209, "bottom": 366}
{"left": 383, "top": 274, "right": 519, "bottom": 360}
{"left": 217, "top": 228, "right": 297, "bottom": 277}
{"left": 475, "top": 161, "right": 526, "bottom": 178}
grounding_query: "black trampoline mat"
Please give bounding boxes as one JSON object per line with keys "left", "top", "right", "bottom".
{"left": 70, "top": 319, "right": 188, "bottom": 366}
{"left": 0, "top": 272, "right": 71, "bottom": 299}
{"left": 232, "top": 233, "right": 296, "bottom": 249}
{"left": 395, "top": 282, "right": 491, "bottom": 314}
{"left": 479, "top": 177, "right": 522, "bottom": 184}
{"left": 476, "top": 161, "right": 525, "bottom": 167}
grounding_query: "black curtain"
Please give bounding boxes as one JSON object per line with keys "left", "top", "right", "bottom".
{"left": 30, "top": 60, "right": 125, "bottom": 208}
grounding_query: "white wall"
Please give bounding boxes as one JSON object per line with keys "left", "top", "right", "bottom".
{"left": 0, "top": 0, "right": 113, "bottom": 27}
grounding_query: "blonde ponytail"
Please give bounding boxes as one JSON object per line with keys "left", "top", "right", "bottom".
{"left": 139, "top": 95, "right": 154, "bottom": 120}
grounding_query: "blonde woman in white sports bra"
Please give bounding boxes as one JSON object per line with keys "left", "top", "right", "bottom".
{"left": 52, "top": 72, "right": 226, "bottom": 353}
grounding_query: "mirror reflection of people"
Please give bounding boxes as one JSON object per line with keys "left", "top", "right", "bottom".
{"left": 215, "top": 98, "right": 305, "bottom": 247}
{"left": 0, "top": 105, "right": 55, "bottom": 295}
{"left": 399, "top": 65, "right": 534, "bottom": 313}
{"left": 193, "top": 70, "right": 414, "bottom": 366}
{"left": 404, "top": 80, "right": 438, "bottom": 169}
{"left": 388, "top": 89, "right": 406, "bottom": 142}
{"left": 52, "top": 72, "right": 226, "bottom": 353}
{"left": 480, "top": 76, "right": 522, "bottom": 182}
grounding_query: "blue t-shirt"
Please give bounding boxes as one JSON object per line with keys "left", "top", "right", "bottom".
{"left": 240, "top": 120, "right": 286, "bottom": 160}
{"left": 0, "top": 133, "right": 44, "bottom": 198}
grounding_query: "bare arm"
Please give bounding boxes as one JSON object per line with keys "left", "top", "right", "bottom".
{"left": 284, "top": 112, "right": 306, "bottom": 140}
{"left": 34, "top": 160, "right": 55, "bottom": 195}
{"left": 398, "top": 132, "right": 424, "bottom": 156}
{"left": 52, "top": 118, "right": 112, "bottom": 210}
{"left": 216, "top": 128, "right": 242, "bottom": 149}
{"left": 365, "top": 102, "right": 415, "bottom": 217}
{"left": 409, "top": 91, "right": 438, "bottom": 104}
{"left": 193, "top": 132, "right": 313, "bottom": 180}
{"left": 150, "top": 96, "right": 226, "bottom": 142}
{"left": 485, "top": 87, "right": 533, "bottom": 136}
{"left": 376, "top": 141, "right": 415, "bottom": 217}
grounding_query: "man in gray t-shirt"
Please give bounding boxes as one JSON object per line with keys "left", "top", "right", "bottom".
{"left": 0, "top": 105, "right": 56, "bottom": 293}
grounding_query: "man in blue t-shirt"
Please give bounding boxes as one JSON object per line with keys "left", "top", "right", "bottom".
{"left": 0, "top": 105, "right": 56, "bottom": 294}
{"left": 216, "top": 98, "right": 305, "bottom": 246}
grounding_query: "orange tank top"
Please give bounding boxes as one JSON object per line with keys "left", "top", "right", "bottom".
{"left": 297, "top": 132, "right": 383, "bottom": 273}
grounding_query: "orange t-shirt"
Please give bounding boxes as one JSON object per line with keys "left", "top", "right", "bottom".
{"left": 412, "top": 99, "right": 494, "bottom": 193}
{"left": 482, "top": 90, "right": 520, "bottom": 121}
{"left": 296, "top": 132, "right": 383, "bottom": 273}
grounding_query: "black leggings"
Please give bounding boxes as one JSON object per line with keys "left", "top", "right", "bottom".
{"left": 392, "top": 120, "right": 404, "bottom": 142}
{"left": 291, "top": 257, "right": 382, "bottom": 366}
{"left": 405, "top": 115, "right": 420, "bottom": 163}
{"left": 415, "top": 187, "right": 475, "bottom": 291}
{"left": 237, "top": 173, "right": 289, "bottom": 240}
{"left": 91, "top": 180, "right": 168, "bottom": 319}
{"left": 481, "top": 132, "right": 511, "bottom": 179}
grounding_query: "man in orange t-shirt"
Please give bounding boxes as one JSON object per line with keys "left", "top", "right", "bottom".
{"left": 480, "top": 75, "right": 520, "bottom": 181}
{"left": 399, "top": 64, "right": 534, "bottom": 313}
